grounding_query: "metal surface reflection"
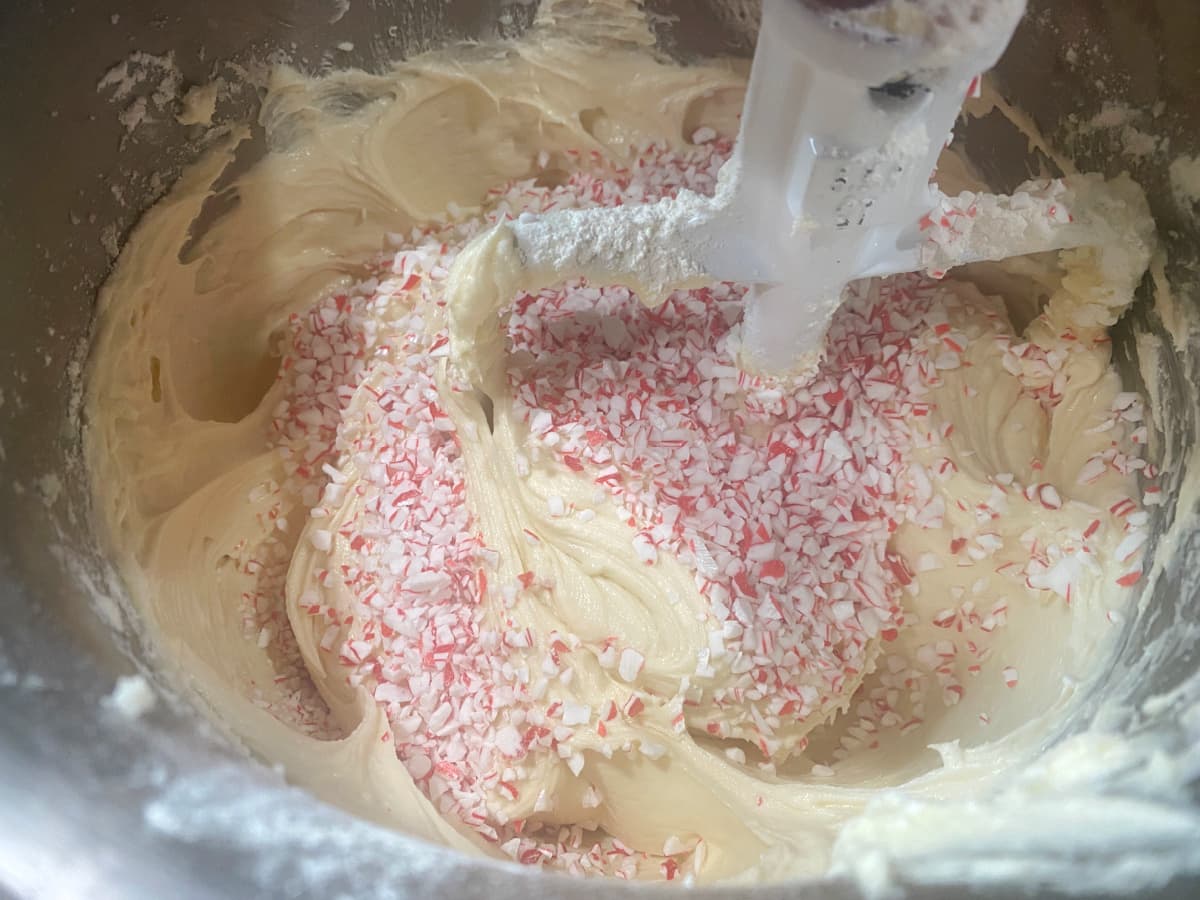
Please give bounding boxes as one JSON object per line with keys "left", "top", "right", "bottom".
{"left": 0, "top": 1, "right": 1197, "bottom": 897}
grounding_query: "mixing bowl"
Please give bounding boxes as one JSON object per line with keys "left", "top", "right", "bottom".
{"left": 2, "top": 1, "right": 1199, "bottom": 897}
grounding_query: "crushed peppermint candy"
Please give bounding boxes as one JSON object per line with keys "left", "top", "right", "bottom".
{"left": 235, "top": 136, "right": 1157, "bottom": 877}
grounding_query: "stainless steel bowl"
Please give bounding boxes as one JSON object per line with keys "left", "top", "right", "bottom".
{"left": 2, "top": 2, "right": 1199, "bottom": 897}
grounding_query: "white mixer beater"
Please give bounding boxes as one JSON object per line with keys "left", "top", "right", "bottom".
{"left": 448, "top": 0, "right": 1144, "bottom": 379}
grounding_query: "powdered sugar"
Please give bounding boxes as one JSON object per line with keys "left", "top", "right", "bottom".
{"left": 1170, "top": 155, "right": 1200, "bottom": 214}
{"left": 97, "top": 51, "right": 185, "bottom": 135}
{"left": 105, "top": 673, "right": 158, "bottom": 719}
{"left": 918, "top": 174, "right": 1153, "bottom": 291}
{"left": 511, "top": 183, "right": 720, "bottom": 304}
{"left": 819, "top": 0, "right": 1025, "bottom": 66}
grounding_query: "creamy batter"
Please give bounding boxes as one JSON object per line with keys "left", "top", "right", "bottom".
{"left": 87, "top": 2, "right": 1157, "bottom": 885}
